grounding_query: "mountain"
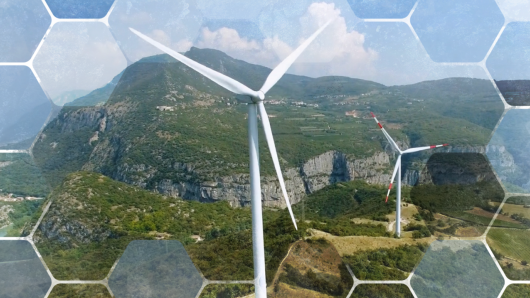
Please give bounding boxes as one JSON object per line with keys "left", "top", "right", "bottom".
{"left": 52, "top": 90, "right": 91, "bottom": 106}
{"left": 65, "top": 71, "right": 124, "bottom": 107}
{"left": 32, "top": 47, "right": 504, "bottom": 207}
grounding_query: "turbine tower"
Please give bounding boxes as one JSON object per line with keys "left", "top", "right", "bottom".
{"left": 130, "top": 22, "right": 332, "bottom": 298}
{"left": 371, "top": 112, "right": 447, "bottom": 237}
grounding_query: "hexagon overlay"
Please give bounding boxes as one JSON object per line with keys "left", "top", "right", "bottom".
{"left": 487, "top": 109, "right": 530, "bottom": 193}
{"left": 502, "top": 284, "right": 530, "bottom": 297}
{"left": 487, "top": 22, "right": 530, "bottom": 106}
{"left": 108, "top": 0, "right": 203, "bottom": 64}
{"left": 0, "top": 240, "right": 52, "bottom": 298}
{"left": 0, "top": 0, "right": 51, "bottom": 62}
{"left": 109, "top": 240, "right": 203, "bottom": 298}
{"left": 45, "top": 0, "right": 115, "bottom": 19}
{"left": 486, "top": 195, "right": 530, "bottom": 280}
{"left": 0, "top": 66, "right": 52, "bottom": 150}
{"left": 347, "top": 0, "right": 416, "bottom": 19}
{"left": 411, "top": 240, "right": 504, "bottom": 298}
{"left": 351, "top": 284, "right": 413, "bottom": 298}
{"left": 410, "top": 0, "right": 504, "bottom": 62}
{"left": 33, "top": 22, "right": 127, "bottom": 107}
{"left": 410, "top": 153, "right": 504, "bottom": 238}
{"left": 48, "top": 284, "right": 112, "bottom": 298}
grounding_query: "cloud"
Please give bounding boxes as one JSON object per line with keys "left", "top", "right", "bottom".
{"left": 194, "top": 2, "right": 377, "bottom": 78}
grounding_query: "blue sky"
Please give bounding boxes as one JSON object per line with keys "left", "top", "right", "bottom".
{"left": 6, "top": 0, "right": 526, "bottom": 99}
{"left": 107, "top": 0, "right": 489, "bottom": 86}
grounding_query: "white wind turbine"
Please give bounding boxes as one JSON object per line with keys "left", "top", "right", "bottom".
{"left": 371, "top": 112, "right": 448, "bottom": 237}
{"left": 130, "top": 21, "right": 332, "bottom": 298}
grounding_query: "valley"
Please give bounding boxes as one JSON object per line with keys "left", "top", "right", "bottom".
{"left": 2, "top": 48, "right": 522, "bottom": 297}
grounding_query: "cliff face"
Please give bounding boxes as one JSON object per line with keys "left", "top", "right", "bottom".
{"left": 36, "top": 104, "right": 502, "bottom": 208}
{"left": 150, "top": 150, "right": 392, "bottom": 208}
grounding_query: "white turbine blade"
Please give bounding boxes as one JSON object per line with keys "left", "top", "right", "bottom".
{"left": 129, "top": 27, "right": 258, "bottom": 97}
{"left": 260, "top": 19, "right": 334, "bottom": 94}
{"left": 371, "top": 112, "right": 401, "bottom": 153}
{"left": 402, "top": 143, "right": 449, "bottom": 154}
{"left": 258, "top": 102, "right": 297, "bottom": 230}
{"left": 386, "top": 155, "right": 401, "bottom": 203}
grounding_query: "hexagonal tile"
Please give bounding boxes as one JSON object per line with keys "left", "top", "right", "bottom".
{"left": 48, "top": 284, "right": 112, "bottom": 298}
{"left": 487, "top": 22, "right": 530, "bottom": 106}
{"left": 0, "top": 66, "right": 52, "bottom": 150}
{"left": 486, "top": 110, "right": 530, "bottom": 193}
{"left": 108, "top": 0, "right": 203, "bottom": 63}
{"left": 0, "top": 0, "right": 51, "bottom": 62}
{"left": 351, "top": 284, "right": 413, "bottom": 298}
{"left": 487, "top": 195, "right": 530, "bottom": 280}
{"left": 411, "top": 240, "right": 504, "bottom": 298}
{"left": 410, "top": 0, "right": 504, "bottom": 62}
{"left": 45, "top": 0, "right": 115, "bottom": 19}
{"left": 199, "top": 284, "right": 254, "bottom": 298}
{"left": 33, "top": 22, "right": 127, "bottom": 107}
{"left": 109, "top": 240, "right": 204, "bottom": 298}
{"left": 0, "top": 153, "right": 49, "bottom": 237}
{"left": 502, "top": 284, "right": 530, "bottom": 297}
{"left": 495, "top": 0, "right": 530, "bottom": 22}
{"left": 342, "top": 241, "right": 428, "bottom": 281}
{"left": 410, "top": 153, "right": 504, "bottom": 238}
{"left": 0, "top": 240, "right": 52, "bottom": 297}
{"left": 346, "top": 0, "right": 416, "bottom": 19}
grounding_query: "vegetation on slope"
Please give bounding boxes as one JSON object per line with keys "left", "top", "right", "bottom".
{"left": 33, "top": 49, "right": 504, "bottom": 193}
{"left": 342, "top": 243, "right": 428, "bottom": 280}
{"left": 48, "top": 284, "right": 112, "bottom": 298}
{"left": 351, "top": 284, "right": 413, "bottom": 298}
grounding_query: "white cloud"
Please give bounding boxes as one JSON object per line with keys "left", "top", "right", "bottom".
{"left": 195, "top": 2, "right": 377, "bottom": 78}
{"left": 196, "top": 27, "right": 282, "bottom": 67}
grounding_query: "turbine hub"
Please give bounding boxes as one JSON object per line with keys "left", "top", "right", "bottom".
{"left": 257, "top": 91, "right": 265, "bottom": 100}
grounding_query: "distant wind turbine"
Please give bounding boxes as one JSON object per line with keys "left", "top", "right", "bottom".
{"left": 371, "top": 112, "right": 447, "bottom": 237}
{"left": 130, "top": 21, "right": 333, "bottom": 298}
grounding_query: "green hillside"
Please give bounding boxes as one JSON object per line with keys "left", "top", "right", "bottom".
{"left": 32, "top": 48, "right": 503, "bottom": 192}
{"left": 33, "top": 172, "right": 391, "bottom": 284}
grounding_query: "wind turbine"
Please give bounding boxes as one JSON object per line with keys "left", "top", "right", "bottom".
{"left": 130, "top": 21, "right": 332, "bottom": 297}
{"left": 371, "top": 112, "right": 448, "bottom": 237}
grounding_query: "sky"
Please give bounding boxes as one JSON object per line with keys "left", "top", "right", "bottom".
{"left": 107, "top": 0, "right": 490, "bottom": 87}
{"left": 11, "top": 0, "right": 529, "bottom": 101}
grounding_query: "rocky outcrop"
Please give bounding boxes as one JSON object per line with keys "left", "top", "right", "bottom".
{"left": 150, "top": 150, "right": 393, "bottom": 208}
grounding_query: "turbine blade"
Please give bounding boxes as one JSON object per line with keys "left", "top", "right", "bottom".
{"left": 402, "top": 143, "right": 449, "bottom": 154}
{"left": 260, "top": 19, "right": 334, "bottom": 94}
{"left": 386, "top": 155, "right": 401, "bottom": 203}
{"left": 371, "top": 112, "right": 401, "bottom": 153}
{"left": 129, "top": 27, "right": 258, "bottom": 97}
{"left": 258, "top": 102, "right": 297, "bottom": 230}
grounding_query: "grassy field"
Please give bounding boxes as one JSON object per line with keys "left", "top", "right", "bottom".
{"left": 497, "top": 203, "right": 530, "bottom": 219}
{"left": 487, "top": 228, "right": 530, "bottom": 262}
{"left": 443, "top": 210, "right": 526, "bottom": 229}
{"left": 48, "top": 284, "right": 111, "bottom": 298}
{"left": 308, "top": 229, "right": 434, "bottom": 257}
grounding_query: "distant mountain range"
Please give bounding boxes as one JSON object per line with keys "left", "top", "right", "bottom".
{"left": 32, "top": 47, "right": 506, "bottom": 206}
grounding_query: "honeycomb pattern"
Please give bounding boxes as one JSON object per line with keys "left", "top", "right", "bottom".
{"left": 410, "top": 0, "right": 504, "bottom": 62}
{"left": 0, "top": 66, "right": 52, "bottom": 150}
{"left": 33, "top": 22, "right": 127, "bottom": 106}
{"left": 108, "top": 240, "right": 204, "bottom": 298}
{"left": 45, "top": 0, "right": 116, "bottom": 19}
{"left": 0, "top": 240, "right": 51, "bottom": 298}
{"left": 487, "top": 22, "right": 530, "bottom": 106}
{"left": 0, "top": 0, "right": 51, "bottom": 62}
{"left": 347, "top": 0, "right": 416, "bottom": 19}
{"left": 0, "top": 0, "right": 529, "bottom": 297}
{"left": 410, "top": 240, "right": 504, "bottom": 298}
